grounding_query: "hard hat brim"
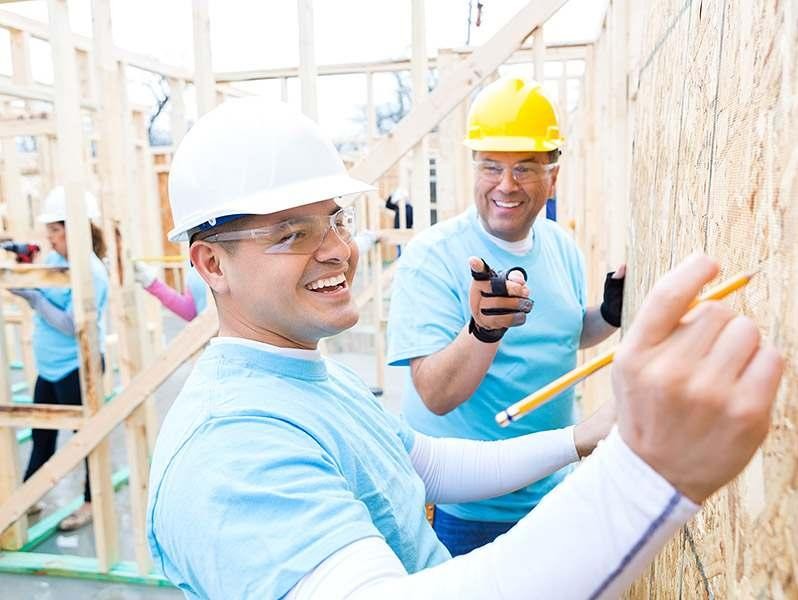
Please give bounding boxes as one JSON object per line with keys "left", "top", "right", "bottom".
{"left": 464, "top": 136, "right": 563, "bottom": 153}
{"left": 168, "top": 174, "right": 374, "bottom": 242}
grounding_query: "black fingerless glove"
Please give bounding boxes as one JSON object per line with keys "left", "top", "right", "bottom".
{"left": 600, "top": 272, "right": 624, "bottom": 327}
{"left": 469, "top": 258, "right": 530, "bottom": 343}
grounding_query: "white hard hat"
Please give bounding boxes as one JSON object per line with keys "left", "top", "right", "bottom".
{"left": 37, "top": 186, "right": 100, "bottom": 224}
{"left": 167, "top": 97, "right": 374, "bottom": 242}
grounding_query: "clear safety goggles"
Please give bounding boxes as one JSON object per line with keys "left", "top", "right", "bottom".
{"left": 473, "top": 160, "right": 557, "bottom": 184}
{"left": 199, "top": 206, "right": 356, "bottom": 255}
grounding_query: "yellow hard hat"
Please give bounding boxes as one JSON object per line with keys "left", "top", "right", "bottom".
{"left": 465, "top": 77, "right": 564, "bottom": 152}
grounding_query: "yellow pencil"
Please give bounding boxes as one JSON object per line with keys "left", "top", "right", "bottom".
{"left": 495, "top": 269, "right": 757, "bottom": 427}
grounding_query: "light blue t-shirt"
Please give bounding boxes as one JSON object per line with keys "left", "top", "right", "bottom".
{"left": 185, "top": 265, "right": 207, "bottom": 314}
{"left": 32, "top": 251, "right": 109, "bottom": 382}
{"left": 387, "top": 208, "right": 586, "bottom": 523}
{"left": 147, "top": 341, "right": 449, "bottom": 599}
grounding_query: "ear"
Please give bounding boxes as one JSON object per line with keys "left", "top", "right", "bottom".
{"left": 190, "top": 241, "right": 231, "bottom": 295}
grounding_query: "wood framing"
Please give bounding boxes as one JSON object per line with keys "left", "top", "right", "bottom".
{"left": 0, "top": 265, "right": 70, "bottom": 288}
{"left": 349, "top": 0, "right": 569, "bottom": 185}
{"left": 214, "top": 42, "right": 590, "bottom": 82}
{"left": 192, "top": 0, "right": 216, "bottom": 117}
{"left": 410, "top": 0, "right": 430, "bottom": 230}
{"left": 0, "top": 309, "right": 218, "bottom": 535}
{"left": 0, "top": 404, "right": 86, "bottom": 429}
{"left": 47, "top": 0, "right": 119, "bottom": 571}
{"left": 297, "top": 0, "right": 318, "bottom": 120}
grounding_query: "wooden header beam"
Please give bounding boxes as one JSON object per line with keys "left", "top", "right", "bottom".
{"left": 214, "top": 42, "right": 590, "bottom": 83}
{"left": 0, "top": 116, "right": 55, "bottom": 138}
{"left": 0, "top": 9, "right": 193, "bottom": 81}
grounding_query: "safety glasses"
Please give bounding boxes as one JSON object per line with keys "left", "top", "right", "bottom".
{"left": 473, "top": 160, "right": 557, "bottom": 184}
{"left": 199, "top": 206, "right": 356, "bottom": 255}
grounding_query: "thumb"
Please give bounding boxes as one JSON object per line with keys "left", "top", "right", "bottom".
{"left": 469, "top": 256, "right": 487, "bottom": 273}
{"left": 612, "top": 264, "right": 627, "bottom": 279}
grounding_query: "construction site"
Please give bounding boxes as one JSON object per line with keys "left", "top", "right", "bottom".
{"left": 0, "top": 0, "right": 795, "bottom": 598}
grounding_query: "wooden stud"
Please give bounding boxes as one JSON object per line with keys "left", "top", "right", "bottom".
{"left": 0, "top": 264, "right": 70, "bottom": 288}
{"left": 47, "top": 0, "right": 119, "bottom": 571}
{"left": 0, "top": 298, "right": 27, "bottom": 550}
{"left": 168, "top": 78, "right": 187, "bottom": 146}
{"left": 296, "top": 0, "right": 318, "bottom": 120}
{"left": 91, "top": 0, "right": 153, "bottom": 574}
{"left": 192, "top": 0, "right": 216, "bottom": 117}
{"left": 410, "top": 0, "right": 430, "bottom": 230}
{"left": 533, "top": 26, "right": 545, "bottom": 81}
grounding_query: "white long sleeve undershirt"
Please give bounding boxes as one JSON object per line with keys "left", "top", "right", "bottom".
{"left": 409, "top": 426, "right": 579, "bottom": 504}
{"left": 287, "top": 428, "right": 698, "bottom": 600}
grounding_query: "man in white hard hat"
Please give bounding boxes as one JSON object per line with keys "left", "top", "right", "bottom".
{"left": 386, "top": 78, "right": 624, "bottom": 554}
{"left": 146, "top": 97, "right": 783, "bottom": 599}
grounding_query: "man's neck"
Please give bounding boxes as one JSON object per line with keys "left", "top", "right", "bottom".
{"left": 218, "top": 314, "right": 318, "bottom": 351}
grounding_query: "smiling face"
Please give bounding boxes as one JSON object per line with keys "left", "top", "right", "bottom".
{"left": 473, "top": 150, "right": 559, "bottom": 242}
{"left": 190, "top": 200, "right": 360, "bottom": 349}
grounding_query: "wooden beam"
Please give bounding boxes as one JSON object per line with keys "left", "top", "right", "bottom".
{"left": 296, "top": 0, "right": 318, "bottom": 120}
{"left": 92, "top": 0, "right": 152, "bottom": 574}
{"left": 48, "top": 0, "right": 118, "bottom": 570}
{"left": 533, "top": 26, "right": 545, "bottom": 81}
{"left": 168, "top": 78, "right": 187, "bottom": 145}
{"left": 0, "top": 116, "right": 56, "bottom": 138}
{"left": 0, "top": 404, "right": 85, "bottom": 429}
{"left": 0, "top": 309, "right": 218, "bottom": 536}
{"left": 0, "top": 298, "right": 26, "bottom": 549}
{"left": 410, "top": 0, "right": 430, "bottom": 231}
{"left": 0, "top": 9, "right": 193, "bottom": 81}
{"left": 349, "top": 0, "right": 569, "bottom": 185}
{"left": 0, "top": 265, "right": 70, "bottom": 288}
{"left": 0, "top": 78, "right": 98, "bottom": 110}
{"left": 192, "top": 0, "right": 215, "bottom": 117}
{"left": 214, "top": 42, "right": 589, "bottom": 82}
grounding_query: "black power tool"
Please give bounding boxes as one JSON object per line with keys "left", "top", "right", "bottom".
{"left": 1, "top": 241, "right": 41, "bottom": 264}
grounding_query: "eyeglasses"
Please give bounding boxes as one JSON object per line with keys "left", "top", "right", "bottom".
{"left": 473, "top": 160, "right": 557, "bottom": 184}
{"left": 199, "top": 206, "right": 356, "bottom": 255}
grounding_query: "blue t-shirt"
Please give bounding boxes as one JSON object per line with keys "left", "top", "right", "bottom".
{"left": 147, "top": 341, "right": 449, "bottom": 599}
{"left": 32, "top": 251, "right": 109, "bottom": 382}
{"left": 387, "top": 208, "right": 586, "bottom": 523}
{"left": 185, "top": 266, "right": 207, "bottom": 314}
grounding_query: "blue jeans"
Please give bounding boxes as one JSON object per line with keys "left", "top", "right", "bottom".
{"left": 432, "top": 508, "right": 517, "bottom": 557}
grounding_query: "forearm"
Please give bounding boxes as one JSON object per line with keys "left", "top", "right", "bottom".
{"left": 579, "top": 306, "right": 617, "bottom": 348}
{"left": 25, "top": 291, "right": 75, "bottom": 336}
{"left": 410, "top": 325, "right": 499, "bottom": 415}
{"left": 289, "top": 428, "right": 699, "bottom": 600}
{"left": 144, "top": 279, "right": 198, "bottom": 321}
{"left": 409, "top": 428, "right": 578, "bottom": 504}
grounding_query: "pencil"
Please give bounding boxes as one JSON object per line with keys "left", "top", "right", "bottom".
{"left": 495, "top": 269, "right": 757, "bottom": 427}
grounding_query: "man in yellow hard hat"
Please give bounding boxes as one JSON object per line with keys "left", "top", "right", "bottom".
{"left": 387, "top": 77, "right": 624, "bottom": 555}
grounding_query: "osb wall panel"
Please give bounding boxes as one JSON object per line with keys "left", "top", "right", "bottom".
{"left": 623, "top": 0, "right": 797, "bottom": 597}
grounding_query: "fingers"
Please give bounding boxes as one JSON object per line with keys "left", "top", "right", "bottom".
{"left": 613, "top": 264, "right": 626, "bottom": 279}
{"left": 479, "top": 295, "right": 534, "bottom": 315}
{"left": 663, "top": 301, "right": 736, "bottom": 360}
{"left": 626, "top": 253, "right": 719, "bottom": 347}
{"left": 702, "top": 315, "right": 761, "bottom": 380}
{"left": 736, "top": 344, "right": 784, "bottom": 416}
{"left": 469, "top": 256, "right": 491, "bottom": 279}
{"left": 478, "top": 311, "right": 528, "bottom": 329}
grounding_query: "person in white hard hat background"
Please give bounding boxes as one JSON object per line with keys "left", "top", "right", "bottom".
{"left": 9, "top": 186, "right": 110, "bottom": 532}
{"left": 386, "top": 77, "right": 625, "bottom": 555}
{"left": 144, "top": 97, "right": 783, "bottom": 599}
